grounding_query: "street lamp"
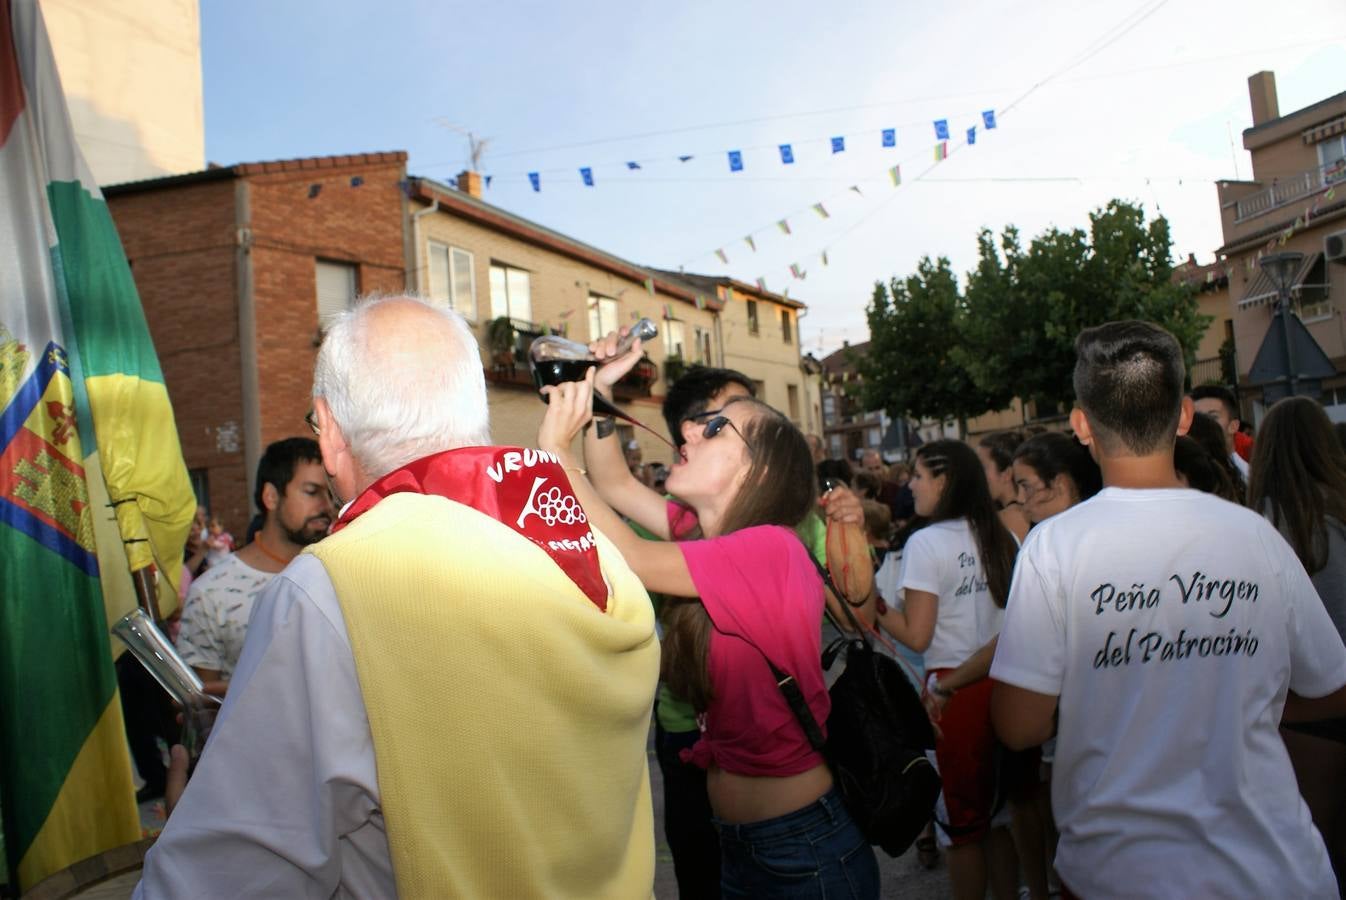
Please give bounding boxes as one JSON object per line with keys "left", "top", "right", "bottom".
{"left": 1259, "top": 251, "right": 1304, "bottom": 397}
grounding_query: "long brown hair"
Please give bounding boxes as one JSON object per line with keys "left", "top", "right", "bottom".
{"left": 915, "top": 440, "right": 1018, "bottom": 607}
{"left": 1248, "top": 397, "right": 1346, "bottom": 574}
{"left": 662, "top": 399, "right": 817, "bottom": 710}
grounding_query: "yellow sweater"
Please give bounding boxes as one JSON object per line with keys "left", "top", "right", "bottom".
{"left": 309, "top": 492, "right": 659, "bottom": 898}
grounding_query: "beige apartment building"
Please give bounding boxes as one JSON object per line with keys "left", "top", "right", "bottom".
{"left": 658, "top": 272, "right": 822, "bottom": 436}
{"left": 409, "top": 174, "right": 722, "bottom": 465}
{"left": 1216, "top": 72, "right": 1346, "bottom": 422}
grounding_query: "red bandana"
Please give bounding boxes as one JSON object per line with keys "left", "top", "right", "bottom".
{"left": 332, "top": 446, "right": 608, "bottom": 611}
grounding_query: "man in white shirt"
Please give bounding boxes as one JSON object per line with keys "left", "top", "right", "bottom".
{"left": 1190, "top": 383, "right": 1250, "bottom": 478}
{"left": 991, "top": 320, "right": 1346, "bottom": 899}
{"left": 177, "top": 437, "right": 332, "bottom": 694}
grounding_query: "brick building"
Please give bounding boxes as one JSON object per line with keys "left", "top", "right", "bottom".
{"left": 105, "top": 152, "right": 409, "bottom": 531}
{"left": 1215, "top": 72, "right": 1346, "bottom": 422}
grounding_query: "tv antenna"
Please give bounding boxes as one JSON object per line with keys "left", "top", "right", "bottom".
{"left": 431, "top": 118, "right": 491, "bottom": 172}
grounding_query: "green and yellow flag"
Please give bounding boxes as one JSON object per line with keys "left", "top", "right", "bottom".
{"left": 0, "top": 0, "right": 195, "bottom": 888}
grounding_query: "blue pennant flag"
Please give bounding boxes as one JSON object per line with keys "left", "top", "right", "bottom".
{"left": 881, "top": 128, "right": 896, "bottom": 148}
{"left": 779, "top": 144, "right": 795, "bottom": 164}
{"left": 982, "top": 109, "right": 997, "bottom": 130}
{"left": 485, "top": 175, "right": 493, "bottom": 188}
{"left": 728, "top": 150, "right": 743, "bottom": 172}
{"left": 626, "top": 161, "right": 641, "bottom": 170}
{"left": 934, "top": 119, "right": 949, "bottom": 140}
{"left": 528, "top": 172, "right": 540, "bottom": 192}
{"left": 831, "top": 136, "right": 845, "bottom": 154}
{"left": 678, "top": 155, "right": 694, "bottom": 162}
{"left": 580, "top": 167, "right": 594, "bottom": 187}
{"left": 967, "top": 126, "right": 976, "bottom": 145}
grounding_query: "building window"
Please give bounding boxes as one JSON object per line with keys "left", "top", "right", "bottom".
{"left": 752, "top": 379, "right": 766, "bottom": 403}
{"left": 188, "top": 467, "right": 210, "bottom": 510}
{"left": 489, "top": 263, "right": 532, "bottom": 323}
{"left": 1319, "top": 135, "right": 1346, "bottom": 185}
{"left": 315, "top": 259, "right": 358, "bottom": 328}
{"left": 747, "top": 300, "right": 760, "bottom": 335}
{"left": 428, "top": 242, "right": 476, "bottom": 319}
{"left": 588, "top": 294, "right": 620, "bottom": 340}
{"left": 781, "top": 309, "right": 792, "bottom": 344}
{"left": 822, "top": 393, "right": 837, "bottom": 427}
{"left": 693, "top": 326, "right": 712, "bottom": 364}
{"left": 665, "top": 319, "right": 687, "bottom": 358}
{"left": 787, "top": 384, "right": 800, "bottom": 421}
{"left": 1298, "top": 255, "right": 1333, "bottom": 321}
{"left": 867, "top": 427, "right": 881, "bottom": 447}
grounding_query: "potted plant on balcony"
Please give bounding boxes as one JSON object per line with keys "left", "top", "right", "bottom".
{"left": 664, "top": 354, "right": 687, "bottom": 386}
{"left": 486, "top": 316, "right": 516, "bottom": 373}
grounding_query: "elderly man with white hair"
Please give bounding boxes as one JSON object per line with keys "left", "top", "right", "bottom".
{"left": 136, "top": 296, "right": 660, "bottom": 899}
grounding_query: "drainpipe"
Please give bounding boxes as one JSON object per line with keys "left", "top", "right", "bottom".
{"left": 410, "top": 197, "right": 440, "bottom": 294}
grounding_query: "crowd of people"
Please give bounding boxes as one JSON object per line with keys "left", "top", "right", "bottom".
{"left": 125, "top": 297, "right": 1346, "bottom": 900}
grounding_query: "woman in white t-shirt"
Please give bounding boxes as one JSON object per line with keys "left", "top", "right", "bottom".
{"left": 876, "top": 439, "right": 1019, "bottom": 900}
{"left": 1250, "top": 397, "right": 1346, "bottom": 894}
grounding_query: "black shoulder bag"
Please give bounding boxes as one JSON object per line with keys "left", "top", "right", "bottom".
{"left": 763, "top": 545, "right": 941, "bottom": 858}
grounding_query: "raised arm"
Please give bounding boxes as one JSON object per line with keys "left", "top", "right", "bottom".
{"left": 540, "top": 369, "right": 697, "bottom": 598}
{"left": 576, "top": 332, "right": 675, "bottom": 538}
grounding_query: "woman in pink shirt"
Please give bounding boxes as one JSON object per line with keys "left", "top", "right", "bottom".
{"left": 539, "top": 345, "right": 879, "bottom": 899}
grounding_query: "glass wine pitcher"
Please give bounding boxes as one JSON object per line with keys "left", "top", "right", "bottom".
{"left": 528, "top": 317, "right": 658, "bottom": 420}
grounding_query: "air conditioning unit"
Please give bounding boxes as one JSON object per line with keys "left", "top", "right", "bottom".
{"left": 1327, "top": 230, "right": 1346, "bottom": 263}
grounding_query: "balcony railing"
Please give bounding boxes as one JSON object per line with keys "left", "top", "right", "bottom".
{"left": 1234, "top": 165, "right": 1340, "bottom": 223}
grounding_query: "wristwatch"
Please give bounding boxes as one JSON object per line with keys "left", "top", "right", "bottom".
{"left": 595, "top": 416, "right": 616, "bottom": 439}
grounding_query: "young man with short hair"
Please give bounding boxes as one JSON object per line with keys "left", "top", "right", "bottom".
{"left": 1190, "top": 383, "right": 1249, "bottom": 477}
{"left": 177, "top": 438, "right": 333, "bottom": 695}
{"left": 990, "top": 320, "right": 1346, "bottom": 898}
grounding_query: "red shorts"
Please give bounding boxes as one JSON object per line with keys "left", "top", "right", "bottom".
{"left": 930, "top": 670, "right": 997, "bottom": 846}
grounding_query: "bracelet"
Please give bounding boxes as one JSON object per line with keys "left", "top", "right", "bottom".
{"left": 595, "top": 417, "right": 616, "bottom": 439}
{"left": 564, "top": 466, "right": 587, "bottom": 477}
{"left": 926, "top": 673, "right": 954, "bottom": 699}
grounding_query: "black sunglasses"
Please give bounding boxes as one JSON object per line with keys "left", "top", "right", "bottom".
{"left": 702, "top": 414, "right": 750, "bottom": 449}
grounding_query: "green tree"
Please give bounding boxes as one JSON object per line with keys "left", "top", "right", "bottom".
{"left": 959, "top": 200, "right": 1210, "bottom": 416}
{"left": 861, "top": 256, "right": 997, "bottom": 435}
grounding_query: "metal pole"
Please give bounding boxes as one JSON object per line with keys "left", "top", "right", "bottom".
{"left": 1278, "top": 287, "right": 1298, "bottom": 398}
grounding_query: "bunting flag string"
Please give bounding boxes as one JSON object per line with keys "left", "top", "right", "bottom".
{"left": 1265, "top": 182, "right": 1338, "bottom": 251}
{"left": 692, "top": 106, "right": 995, "bottom": 285}
{"left": 644, "top": 278, "right": 656, "bottom": 296}
{"left": 479, "top": 109, "right": 997, "bottom": 189}
{"left": 715, "top": 248, "right": 728, "bottom": 264}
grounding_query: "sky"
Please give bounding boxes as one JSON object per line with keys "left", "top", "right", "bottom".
{"left": 200, "top": 0, "right": 1346, "bottom": 358}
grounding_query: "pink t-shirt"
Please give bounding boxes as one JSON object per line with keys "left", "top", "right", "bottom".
{"left": 675, "top": 519, "right": 829, "bottom": 776}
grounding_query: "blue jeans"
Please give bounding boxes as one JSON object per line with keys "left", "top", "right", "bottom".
{"left": 715, "top": 787, "right": 880, "bottom": 899}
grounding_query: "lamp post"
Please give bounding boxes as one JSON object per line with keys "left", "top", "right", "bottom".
{"left": 1259, "top": 251, "right": 1304, "bottom": 397}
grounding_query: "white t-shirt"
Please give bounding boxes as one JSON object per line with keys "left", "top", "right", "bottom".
{"left": 177, "top": 553, "right": 275, "bottom": 680}
{"left": 1231, "top": 450, "right": 1250, "bottom": 478}
{"left": 991, "top": 487, "right": 1346, "bottom": 899}
{"left": 899, "top": 519, "right": 1004, "bottom": 670}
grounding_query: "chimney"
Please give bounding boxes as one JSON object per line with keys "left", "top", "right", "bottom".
{"left": 456, "top": 170, "right": 482, "bottom": 198}
{"left": 1248, "top": 71, "right": 1279, "bottom": 127}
